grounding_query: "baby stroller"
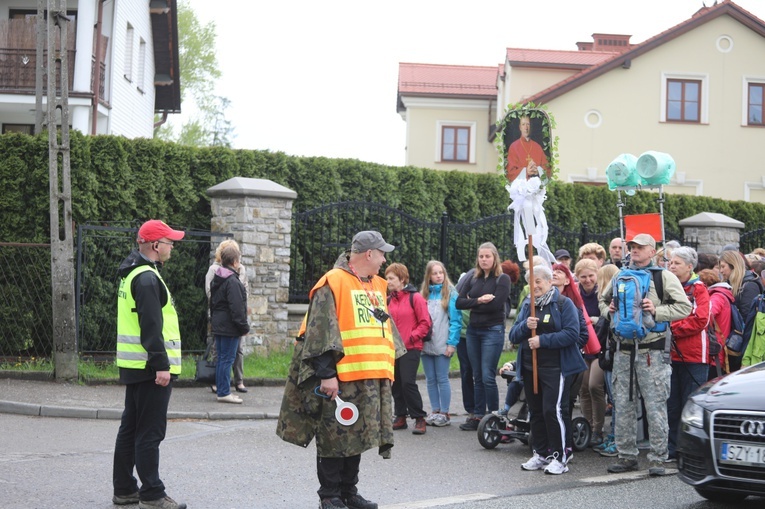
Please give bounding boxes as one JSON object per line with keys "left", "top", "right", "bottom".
{"left": 477, "top": 364, "right": 591, "bottom": 452}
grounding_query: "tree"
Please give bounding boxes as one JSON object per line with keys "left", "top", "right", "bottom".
{"left": 154, "top": 0, "right": 234, "bottom": 147}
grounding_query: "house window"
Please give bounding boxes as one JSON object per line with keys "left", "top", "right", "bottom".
{"left": 441, "top": 126, "right": 470, "bottom": 162}
{"left": 748, "top": 83, "right": 764, "bottom": 126}
{"left": 137, "top": 38, "right": 146, "bottom": 92}
{"left": 667, "top": 79, "right": 701, "bottom": 122}
{"left": 124, "top": 23, "right": 134, "bottom": 82}
{"left": 2, "top": 124, "right": 34, "bottom": 135}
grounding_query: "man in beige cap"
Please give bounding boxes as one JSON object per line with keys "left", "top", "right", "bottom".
{"left": 599, "top": 233, "right": 690, "bottom": 477}
{"left": 278, "top": 231, "right": 405, "bottom": 509}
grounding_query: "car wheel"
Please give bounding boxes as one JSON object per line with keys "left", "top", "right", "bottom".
{"left": 571, "top": 416, "right": 592, "bottom": 452}
{"left": 694, "top": 487, "right": 747, "bottom": 503}
{"left": 477, "top": 414, "right": 502, "bottom": 449}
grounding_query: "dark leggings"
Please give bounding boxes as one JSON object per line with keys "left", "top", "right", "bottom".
{"left": 523, "top": 367, "right": 570, "bottom": 462}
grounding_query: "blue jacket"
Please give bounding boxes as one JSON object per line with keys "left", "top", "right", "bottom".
{"left": 509, "top": 288, "right": 587, "bottom": 377}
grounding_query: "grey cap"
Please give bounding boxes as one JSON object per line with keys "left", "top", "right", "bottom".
{"left": 554, "top": 249, "right": 571, "bottom": 260}
{"left": 721, "top": 243, "right": 739, "bottom": 252}
{"left": 351, "top": 231, "right": 395, "bottom": 253}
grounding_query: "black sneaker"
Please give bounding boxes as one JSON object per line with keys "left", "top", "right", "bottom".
{"left": 344, "top": 493, "right": 378, "bottom": 509}
{"left": 607, "top": 457, "right": 639, "bottom": 473}
{"left": 459, "top": 417, "right": 480, "bottom": 431}
{"left": 320, "top": 497, "right": 349, "bottom": 509}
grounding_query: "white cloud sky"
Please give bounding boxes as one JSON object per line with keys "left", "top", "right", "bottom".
{"left": 179, "top": 0, "right": 764, "bottom": 167}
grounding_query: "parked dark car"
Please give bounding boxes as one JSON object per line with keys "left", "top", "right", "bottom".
{"left": 677, "top": 361, "right": 765, "bottom": 502}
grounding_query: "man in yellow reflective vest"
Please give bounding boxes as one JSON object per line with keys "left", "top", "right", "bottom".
{"left": 112, "top": 220, "right": 187, "bottom": 509}
{"left": 277, "top": 231, "right": 406, "bottom": 509}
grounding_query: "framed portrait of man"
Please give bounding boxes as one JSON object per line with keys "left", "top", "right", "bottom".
{"left": 503, "top": 113, "right": 552, "bottom": 183}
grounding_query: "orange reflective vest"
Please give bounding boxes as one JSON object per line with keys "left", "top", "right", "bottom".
{"left": 309, "top": 268, "right": 395, "bottom": 382}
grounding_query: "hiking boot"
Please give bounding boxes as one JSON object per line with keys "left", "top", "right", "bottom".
{"left": 412, "top": 417, "right": 427, "bottom": 435}
{"left": 343, "top": 493, "right": 378, "bottom": 509}
{"left": 648, "top": 460, "right": 666, "bottom": 476}
{"left": 432, "top": 413, "right": 450, "bottom": 427}
{"left": 598, "top": 441, "right": 619, "bottom": 457}
{"left": 544, "top": 458, "right": 569, "bottom": 475}
{"left": 588, "top": 432, "right": 604, "bottom": 447}
{"left": 607, "top": 457, "right": 639, "bottom": 473}
{"left": 138, "top": 496, "right": 187, "bottom": 509}
{"left": 459, "top": 417, "right": 480, "bottom": 431}
{"left": 113, "top": 492, "right": 139, "bottom": 505}
{"left": 392, "top": 416, "right": 407, "bottom": 430}
{"left": 521, "top": 453, "right": 550, "bottom": 471}
{"left": 319, "top": 497, "right": 349, "bottom": 509}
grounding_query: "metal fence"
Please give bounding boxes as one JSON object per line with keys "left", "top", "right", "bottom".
{"left": 741, "top": 227, "right": 765, "bottom": 253}
{"left": 288, "top": 202, "right": 699, "bottom": 307}
{"left": 0, "top": 243, "right": 52, "bottom": 360}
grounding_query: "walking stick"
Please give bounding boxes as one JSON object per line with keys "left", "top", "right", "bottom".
{"left": 528, "top": 235, "right": 538, "bottom": 394}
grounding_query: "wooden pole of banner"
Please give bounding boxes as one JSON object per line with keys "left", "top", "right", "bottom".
{"left": 528, "top": 235, "right": 538, "bottom": 394}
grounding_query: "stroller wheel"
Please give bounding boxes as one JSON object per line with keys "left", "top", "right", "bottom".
{"left": 477, "top": 414, "right": 503, "bottom": 449}
{"left": 571, "top": 416, "right": 592, "bottom": 452}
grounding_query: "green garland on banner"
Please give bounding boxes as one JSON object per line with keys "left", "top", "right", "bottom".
{"left": 495, "top": 102, "right": 560, "bottom": 183}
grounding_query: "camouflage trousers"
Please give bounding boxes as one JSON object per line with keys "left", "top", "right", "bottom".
{"left": 612, "top": 348, "right": 671, "bottom": 462}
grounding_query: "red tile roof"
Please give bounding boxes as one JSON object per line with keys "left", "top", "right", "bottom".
{"left": 398, "top": 63, "right": 498, "bottom": 98}
{"left": 505, "top": 48, "right": 616, "bottom": 68}
{"left": 526, "top": 0, "right": 765, "bottom": 104}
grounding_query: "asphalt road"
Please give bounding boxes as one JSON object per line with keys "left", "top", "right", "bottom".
{"left": 2, "top": 413, "right": 764, "bottom": 509}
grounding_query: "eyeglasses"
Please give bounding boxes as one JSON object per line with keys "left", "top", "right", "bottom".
{"left": 155, "top": 240, "right": 174, "bottom": 247}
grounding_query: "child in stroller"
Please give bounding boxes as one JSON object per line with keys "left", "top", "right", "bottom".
{"left": 477, "top": 361, "right": 591, "bottom": 452}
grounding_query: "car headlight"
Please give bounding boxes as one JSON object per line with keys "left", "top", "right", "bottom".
{"left": 681, "top": 400, "right": 704, "bottom": 428}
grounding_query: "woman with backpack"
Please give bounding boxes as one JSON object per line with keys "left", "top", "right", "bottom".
{"left": 420, "top": 260, "right": 462, "bottom": 427}
{"left": 666, "top": 246, "right": 710, "bottom": 461}
{"left": 719, "top": 250, "right": 764, "bottom": 372}
{"left": 697, "top": 269, "right": 732, "bottom": 380}
{"left": 386, "top": 263, "right": 432, "bottom": 435}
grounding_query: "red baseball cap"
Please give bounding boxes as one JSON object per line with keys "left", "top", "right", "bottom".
{"left": 137, "top": 220, "right": 185, "bottom": 243}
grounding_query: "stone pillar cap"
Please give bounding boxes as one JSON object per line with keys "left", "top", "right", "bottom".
{"left": 207, "top": 177, "right": 297, "bottom": 199}
{"left": 679, "top": 212, "right": 744, "bottom": 229}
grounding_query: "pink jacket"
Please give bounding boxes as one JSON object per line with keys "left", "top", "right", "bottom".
{"left": 388, "top": 287, "right": 432, "bottom": 351}
{"left": 708, "top": 283, "right": 734, "bottom": 367}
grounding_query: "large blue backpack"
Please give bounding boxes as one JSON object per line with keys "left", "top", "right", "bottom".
{"left": 611, "top": 267, "right": 667, "bottom": 340}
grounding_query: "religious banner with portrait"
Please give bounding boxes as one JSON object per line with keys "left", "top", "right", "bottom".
{"left": 495, "top": 103, "right": 558, "bottom": 262}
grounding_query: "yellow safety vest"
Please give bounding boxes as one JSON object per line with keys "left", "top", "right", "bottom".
{"left": 117, "top": 265, "right": 182, "bottom": 374}
{"left": 310, "top": 269, "right": 395, "bottom": 382}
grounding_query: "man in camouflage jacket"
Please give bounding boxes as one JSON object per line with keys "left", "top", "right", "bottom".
{"left": 277, "top": 231, "right": 405, "bottom": 509}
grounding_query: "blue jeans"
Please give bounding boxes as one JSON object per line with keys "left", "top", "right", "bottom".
{"left": 668, "top": 362, "right": 708, "bottom": 456}
{"left": 421, "top": 353, "right": 452, "bottom": 413}
{"left": 466, "top": 324, "right": 505, "bottom": 416}
{"left": 215, "top": 335, "right": 239, "bottom": 397}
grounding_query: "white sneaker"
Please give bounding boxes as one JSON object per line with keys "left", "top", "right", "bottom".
{"left": 432, "top": 413, "right": 451, "bottom": 427}
{"left": 544, "top": 458, "right": 569, "bottom": 475}
{"left": 521, "top": 453, "right": 549, "bottom": 471}
{"left": 217, "top": 394, "right": 243, "bottom": 404}
{"left": 425, "top": 413, "right": 437, "bottom": 425}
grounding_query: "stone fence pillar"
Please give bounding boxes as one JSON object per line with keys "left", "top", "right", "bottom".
{"left": 207, "top": 177, "right": 297, "bottom": 355}
{"left": 679, "top": 212, "right": 744, "bottom": 254}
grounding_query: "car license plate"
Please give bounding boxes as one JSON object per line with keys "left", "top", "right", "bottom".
{"left": 720, "top": 442, "right": 765, "bottom": 466}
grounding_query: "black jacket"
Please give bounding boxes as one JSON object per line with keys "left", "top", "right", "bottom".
{"left": 210, "top": 265, "right": 250, "bottom": 337}
{"left": 117, "top": 250, "right": 173, "bottom": 385}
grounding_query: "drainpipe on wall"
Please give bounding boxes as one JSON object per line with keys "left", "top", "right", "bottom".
{"left": 91, "top": 0, "right": 104, "bottom": 135}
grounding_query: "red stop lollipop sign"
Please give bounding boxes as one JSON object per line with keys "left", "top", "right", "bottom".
{"left": 334, "top": 395, "right": 358, "bottom": 426}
